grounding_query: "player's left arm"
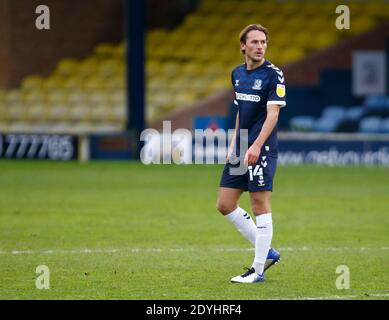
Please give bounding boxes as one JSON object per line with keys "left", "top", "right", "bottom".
{"left": 244, "top": 105, "right": 280, "bottom": 166}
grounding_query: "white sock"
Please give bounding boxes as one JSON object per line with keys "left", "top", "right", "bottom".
{"left": 252, "top": 213, "right": 273, "bottom": 274}
{"left": 225, "top": 207, "right": 257, "bottom": 246}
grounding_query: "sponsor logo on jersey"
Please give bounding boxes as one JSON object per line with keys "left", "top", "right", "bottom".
{"left": 276, "top": 84, "right": 285, "bottom": 98}
{"left": 252, "top": 79, "right": 262, "bottom": 90}
{"left": 235, "top": 80, "right": 240, "bottom": 87}
{"left": 235, "top": 92, "right": 261, "bottom": 102}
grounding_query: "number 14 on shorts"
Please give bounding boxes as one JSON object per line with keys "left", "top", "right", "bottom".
{"left": 248, "top": 165, "right": 264, "bottom": 185}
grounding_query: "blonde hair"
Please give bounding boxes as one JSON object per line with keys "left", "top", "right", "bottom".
{"left": 239, "top": 24, "right": 269, "bottom": 54}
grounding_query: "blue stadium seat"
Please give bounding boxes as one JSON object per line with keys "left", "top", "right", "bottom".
{"left": 344, "top": 106, "right": 365, "bottom": 120}
{"left": 313, "top": 117, "right": 341, "bottom": 132}
{"left": 358, "top": 116, "right": 382, "bottom": 133}
{"left": 379, "top": 118, "right": 389, "bottom": 134}
{"left": 335, "top": 106, "right": 366, "bottom": 132}
{"left": 321, "top": 105, "right": 346, "bottom": 119}
{"left": 365, "top": 95, "right": 388, "bottom": 109}
{"left": 289, "top": 116, "right": 315, "bottom": 132}
{"left": 310, "top": 106, "right": 347, "bottom": 132}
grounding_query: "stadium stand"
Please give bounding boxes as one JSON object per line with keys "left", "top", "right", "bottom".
{"left": 0, "top": 42, "right": 127, "bottom": 135}
{"left": 289, "top": 95, "right": 389, "bottom": 133}
{"left": 289, "top": 116, "right": 315, "bottom": 132}
{"left": 381, "top": 117, "right": 389, "bottom": 133}
{"left": 145, "top": 0, "right": 389, "bottom": 124}
{"left": 359, "top": 116, "right": 382, "bottom": 133}
{"left": 1, "top": 0, "right": 388, "bottom": 134}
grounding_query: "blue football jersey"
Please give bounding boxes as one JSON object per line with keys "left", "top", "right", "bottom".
{"left": 231, "top": 60, "right": 286, "bottom": 158}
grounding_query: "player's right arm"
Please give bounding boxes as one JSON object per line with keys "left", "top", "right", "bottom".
{"left": 227, "top": 69, "right": 239, "bottom": 162}
{"left": 227, "top": 111, "right": 239, "bottom": 162}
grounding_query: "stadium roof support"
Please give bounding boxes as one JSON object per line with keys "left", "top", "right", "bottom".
{"left": 124, "top": 0, "right": 145, "bottom": 158}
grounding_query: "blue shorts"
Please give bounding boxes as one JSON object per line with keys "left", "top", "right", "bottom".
{"left": 219, "top": 156, "right": 277, "bottom": 192}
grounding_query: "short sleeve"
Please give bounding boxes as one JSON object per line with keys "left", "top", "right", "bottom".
{"left": 267, "top": 69, "right": 286, "bottom": 108}
{"left": 231, "top": 70, "right": 239, "bottom": 107}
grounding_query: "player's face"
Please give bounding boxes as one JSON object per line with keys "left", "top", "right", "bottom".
{"left": 241, "top": 30, "right": 267, "bottom": 63}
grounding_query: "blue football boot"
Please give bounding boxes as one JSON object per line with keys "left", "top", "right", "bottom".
{"left": 264, "top": 247, "right": 281, "bottom": 272}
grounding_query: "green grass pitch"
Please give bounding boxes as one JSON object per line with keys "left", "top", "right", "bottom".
{"left": 0, "top": 160, "right": 388, "bottom": 300}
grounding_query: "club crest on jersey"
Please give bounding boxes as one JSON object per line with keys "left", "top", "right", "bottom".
{"left": 252, "top": 79, "right": 262, "bottom": 90}
{"left": 276, "top": 84, "right": 285, "bottom": 98}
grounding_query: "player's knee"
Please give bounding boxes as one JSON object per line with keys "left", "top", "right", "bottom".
{"left": 251, "top": 200, "right": 270, "bottom": 214}
{"left": 216, "top": 200, "right": 235, "bottom": 215}
{"left": 252, "top": 206, "right": 270, "bottom": 215}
